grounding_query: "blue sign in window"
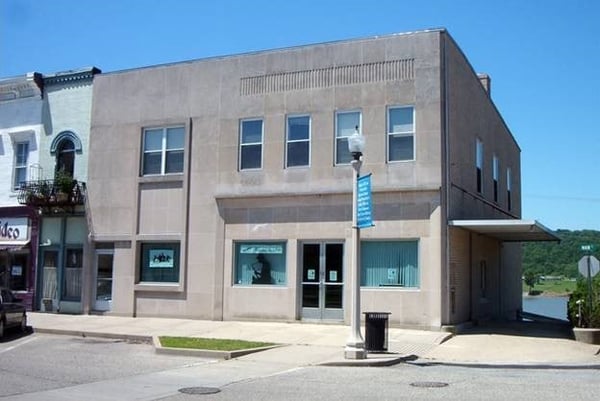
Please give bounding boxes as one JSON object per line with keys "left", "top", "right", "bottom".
{"left": 357, "top": 174, "right": 374, "bottom": 229}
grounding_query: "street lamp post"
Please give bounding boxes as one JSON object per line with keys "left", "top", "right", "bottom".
{"left": 345, "top": 127, "right": 366, "bottom": 360}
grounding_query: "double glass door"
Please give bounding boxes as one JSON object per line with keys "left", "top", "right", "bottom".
{"left": 301, "top": 242, "right": 344, "bottom": 320}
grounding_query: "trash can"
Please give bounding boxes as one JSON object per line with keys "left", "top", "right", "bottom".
{"left": 363, "top": 312, "right": 391, "bottom": 352}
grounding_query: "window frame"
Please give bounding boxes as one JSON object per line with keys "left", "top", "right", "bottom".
{"left": 285, "top": 114, "right": 311, "bottom": 168}
{"left": 239, "top": 118, "right": 264, "bottom": 171}
{"left": 334, "top": 110, "right": 362, "bottom": 166}
{"left": 138, "top": 242, "right": 181, "bottom": 284}
{"left": 507, "top": 167, "right": 512, "bottom": 211}
{"left": 476, "top": 138, "right": 484, "bottom": 194}
{"left": 233, "top": 241, "right": 287, "bottom": 286}
{"left": 141, "top": 126, "right": 185, "bottom": 176}
{"left": 360, "top": 239, "right": 420, "bottom": 288}
{"left": 387, "top": 105, "right": 416, "bottom": 163}
{"left": 13, "top": 141, "right": 29, "bottom": 190}
{"left": 492, "top": 155, "right": 499, "bottom": 202}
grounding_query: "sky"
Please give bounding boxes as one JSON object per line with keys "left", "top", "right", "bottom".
{"left": 1, "top": 0, "right": 599, "bottom": 231}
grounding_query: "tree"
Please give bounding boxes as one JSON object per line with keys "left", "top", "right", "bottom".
{"left": 524, "top": 271, "right": 537, "bottom": 294}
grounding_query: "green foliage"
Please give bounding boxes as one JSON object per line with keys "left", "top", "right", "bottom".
{"left": 55, "top": 169, "right": 75, "bottom": 194}
{"left": 523, "top": 271, "right": 537, "bottom": 293}
{"left": 522, "top": 229, "right": 600, "bottom": 279}
{"left": 567, "top": 276, "right": 600, "bottom": 328}
{"left": 159, "top": 336, "right": 275, "bottom": 351}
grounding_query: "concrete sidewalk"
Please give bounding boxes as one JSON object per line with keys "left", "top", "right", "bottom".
{"left": 26, "top": 313, "right": 600, "bottom": 368}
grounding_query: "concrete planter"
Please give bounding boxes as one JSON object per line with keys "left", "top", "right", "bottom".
{"left": 572, "top": 327, "right": 600, "bottom": 344}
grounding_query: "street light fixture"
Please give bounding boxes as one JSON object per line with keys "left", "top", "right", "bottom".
{"left": 345, "top": 126, "right": 367, "bottom": 360}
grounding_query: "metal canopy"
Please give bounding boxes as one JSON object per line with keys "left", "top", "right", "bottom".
{"left": 448, "top": 219, "right": 560, "bottom": 242}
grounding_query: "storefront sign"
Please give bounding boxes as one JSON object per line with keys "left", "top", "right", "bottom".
{"left": 0, "top": 217, "right": 29, "bottom": 244}
{"left": 240, "top": 244, "right": 283, "bottom": 254}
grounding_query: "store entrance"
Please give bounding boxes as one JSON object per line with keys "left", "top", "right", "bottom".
{"left": 301, "top": 242, "right": 344, "bottom": 321}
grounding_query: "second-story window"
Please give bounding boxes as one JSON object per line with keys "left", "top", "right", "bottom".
{"left": 387, "top": 106, "right": 415, "bottom": 162}
{"left": 335, "top": 110, "right": 361, "bottom": 165}
{"left": 239, "top": 119, "right": 263, "bottom": 170}
{"left": 507, "top": 167, "right": 512, "bottom": 211}
{"left": 476, "top": 138, "right": 484, "bottom": 194}
{"left": 493, "top": 155, "right": 499, "bottom": 202}
{"left": 142, "top": 126, "right": 185, "bottom": 176}
{"left": 286, "top": 115, "right": 310, "bottom": 168}
{"left": 13, "top": 142, "right": 29, "bottom": 190}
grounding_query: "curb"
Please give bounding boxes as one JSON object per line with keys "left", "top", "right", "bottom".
{"left": 33, "top": 327, "right": 152, "bottom": 344}
{"left": 318, "top": 353, "right": 418, "bottom": 367}
{"left": 409, "top": 359, "right": 600, "bottom": 370}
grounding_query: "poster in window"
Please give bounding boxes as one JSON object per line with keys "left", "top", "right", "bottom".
{"left": 149, "top": 249, "right": 174, "bottom": 268}
{"left": 12, "top": 265, "right": 22, "bottom": 276}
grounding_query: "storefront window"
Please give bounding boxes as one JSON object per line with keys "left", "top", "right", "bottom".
{"left": 140, "top": 242, "right": 180, "bottom": 283}
{"left": 0, "top": 252, "right": 28, "bottom": 292}
{"left": 234, "top": 242, "right": 286, "bottom": 286}
{"left": 361, "top": 240, "right": 419, "bottom": 288}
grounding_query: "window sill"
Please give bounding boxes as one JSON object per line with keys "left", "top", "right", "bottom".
{"left": 135, "top": 282, "right": 183, "bottom": 293}
{"left": 138, "top": 174, "right": 184, "bottom": 184}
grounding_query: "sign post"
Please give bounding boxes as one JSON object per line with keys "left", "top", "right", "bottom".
{"left": 579, "top": 245, "right": 598, "bottom": 324}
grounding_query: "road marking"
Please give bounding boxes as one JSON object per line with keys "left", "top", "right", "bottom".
{"left": 0, "top": 335, "right": 39, "bottom": 354}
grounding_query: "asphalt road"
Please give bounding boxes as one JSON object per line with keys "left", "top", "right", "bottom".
{"left": 2, "top": 332, "right": 599, "bottom": 401}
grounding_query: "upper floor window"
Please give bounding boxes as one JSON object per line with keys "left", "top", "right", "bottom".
{"left": 56, "top": 139, "right": 75, "bottom": 177}
{"left": 476, "top": 138, "right": 484, "bottom": 194}
{"left": 142, "top": 126, "right": 185, "bottom": 176}
{"left": 507, "top": 167, "right": 512, "bottom": 211}
{"left": 387, "top": 106, "right": 415, "bottom": 162}
{"left": 493, "top": 155, "right": 499, "bottom": 202}
{"left": 13, "top": 142, "right": 29, "bottom": 190}
{"left": 239, "top": 119, "right": 263, "bottom": 170}
{"left": 335, "top": 110, "right": 361, "bottom": 165}
{"left": 286, "top": 115, "right": 310, "bottom": 168}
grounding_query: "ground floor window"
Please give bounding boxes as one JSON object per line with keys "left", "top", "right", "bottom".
{"left": 139, "top": 242, "right": 180, "bottom": 283}
{"left": 234, "top": 242, "right": 286, "bottom": 286}
{"left": 361, "top": 240, "right": 419, "bottom": 287}
{"left": 63, "top": 248, "right": 82, "bottom": 300}
{"left": 0, "top": 251, "right": 28, "bottom": 291}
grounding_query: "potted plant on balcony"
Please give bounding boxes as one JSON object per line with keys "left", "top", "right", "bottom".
{"left": 567, "top": 276, "right": 600, "bottom": 344}
{"left": 55, "top": 169, "right": 75, "bottom": 203}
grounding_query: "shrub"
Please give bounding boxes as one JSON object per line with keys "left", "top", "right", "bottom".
{"left": 567, "top": 276, "right": 600, "bottom": 328}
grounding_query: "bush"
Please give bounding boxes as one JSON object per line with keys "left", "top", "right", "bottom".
{"left": 567, "top": 276, "right": 600, "bottom": 328}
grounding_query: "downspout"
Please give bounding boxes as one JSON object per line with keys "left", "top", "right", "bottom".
{"left": 440, "top": 31, "right": 451, "bottom": 326}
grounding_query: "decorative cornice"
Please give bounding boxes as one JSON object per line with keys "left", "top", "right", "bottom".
{"left": 43, "top": 67, "right": 101, "bottom": 85}
{"left": 240, "top": 59, "right": 414, "bottom": 96}
{"left": 0, "top": 72, "right": 43, "bottom": 102}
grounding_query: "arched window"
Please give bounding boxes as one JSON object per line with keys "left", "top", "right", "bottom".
{"left": 50, "top": 131, "right": 82, "bottom": 177}
{"left": 56, "top": 139, "right": 75, "bottom": 177}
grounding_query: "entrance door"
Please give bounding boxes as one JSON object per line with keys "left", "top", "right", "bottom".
{"left": 93, "top": 250, "right": 114, "bottom": 312}
{"left": 41, "top": 250, "right": 59, "bottom": 312}
{"left": 301, "top": 242, "right": 344, "bottom": 321}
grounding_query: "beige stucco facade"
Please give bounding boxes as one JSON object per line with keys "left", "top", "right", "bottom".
{"left": 87, "top": 29, "right": 524, "bottom": 329}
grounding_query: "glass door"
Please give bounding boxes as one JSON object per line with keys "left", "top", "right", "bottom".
{"left": 41, "top": 250, "right": 58, "bottom": 312}
{"left": 301, "top": 242, "right": 344, "bottom": 321}
{"left": 93, "top": 250, "right": 114, "bottom": 312}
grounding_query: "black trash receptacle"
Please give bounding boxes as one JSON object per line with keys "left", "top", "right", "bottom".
{"left": 363, "top": 312, "right": 391, "bottom": 352}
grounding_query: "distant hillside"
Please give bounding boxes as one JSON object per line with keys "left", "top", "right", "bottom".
{"left": 522, "top": 229, "right": 600, "bottom": 278}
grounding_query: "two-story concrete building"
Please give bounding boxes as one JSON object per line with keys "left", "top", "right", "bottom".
{"left": 87, "top": 29, "right": 556, "bottom": 329}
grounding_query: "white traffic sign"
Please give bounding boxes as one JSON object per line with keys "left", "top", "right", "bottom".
{"left": 578, "top": 255, "right": 600, "bottom": 278}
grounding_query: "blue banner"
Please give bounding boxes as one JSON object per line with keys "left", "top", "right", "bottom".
{"left": 357, "top": 174, "right": 374, "bottom": 229}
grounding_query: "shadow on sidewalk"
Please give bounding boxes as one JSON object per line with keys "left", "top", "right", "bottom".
{"left": 461, "top": 320, "right": 574, "bottom": 340}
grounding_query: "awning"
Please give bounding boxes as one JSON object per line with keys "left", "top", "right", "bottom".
{"left": 0, "top": 240, "right": 30, "bottom": 252}
{"left": 448, "top": 220, "right": 560, "bottom": 242}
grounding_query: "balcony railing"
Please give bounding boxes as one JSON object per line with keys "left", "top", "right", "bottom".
{"left": 17, "top": 179, "right": 86, "bottom": 210}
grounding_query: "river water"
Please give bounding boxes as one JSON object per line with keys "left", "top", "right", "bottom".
{"left": 522, "top": 296, "right": 569, "bottom": 321}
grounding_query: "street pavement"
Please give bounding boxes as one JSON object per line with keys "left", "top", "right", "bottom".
{"left": 27, "top": 312, "right": 600, "bottom": 368}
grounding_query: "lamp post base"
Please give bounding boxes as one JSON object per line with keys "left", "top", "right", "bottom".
{"left": 344, "top": 344, "right": 367, "bottom": 359}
